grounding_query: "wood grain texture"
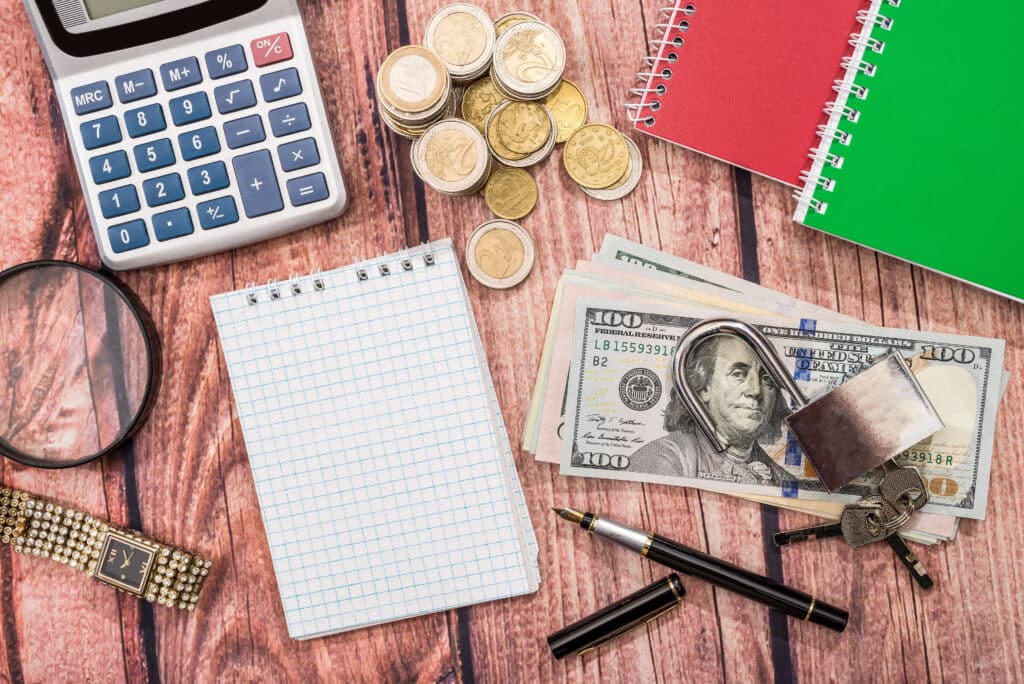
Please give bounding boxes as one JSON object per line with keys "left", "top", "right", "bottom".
{"left": 1, "top": 0, "right": 1022, "bottom": 682}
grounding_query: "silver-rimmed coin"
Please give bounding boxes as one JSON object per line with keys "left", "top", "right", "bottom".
{"left": 465, "top": 220, "right": 536, "bottom": 289}
{"left": 492, "top": 20, "right": 566, "bottom": 100}
{"left": 383, "top": 90, "right": 457, "bottom": 139}
{"left": 412, "top": 119, "right": 490, "bottom": 195}
{"left": 581, "top": 136, "right": 644, "bottom": 201}
{"left": 494, "top": 11, "right": 540, "bottom": 36}
{"left": 424, "top": 4, "right": 496, "bottom": 83}
{"left": 377, "top": 46, "right": 450, "bottom": 115}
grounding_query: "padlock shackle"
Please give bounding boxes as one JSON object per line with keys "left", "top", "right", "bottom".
{"left": 672, "top": 319, "right": 809, "bottom": 454}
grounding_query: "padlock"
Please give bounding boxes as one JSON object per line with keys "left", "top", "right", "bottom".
{"left": 671, "top": 319, "right": 944, "bottom": 492}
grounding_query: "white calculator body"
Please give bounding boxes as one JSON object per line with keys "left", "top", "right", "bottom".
{"left": 24, "top": 0, "right": 348, "bottom": 270}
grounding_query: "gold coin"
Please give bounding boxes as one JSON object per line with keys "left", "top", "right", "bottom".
{"left": 494, "top": 12, "right": 537, "bottom": 36}
{"left": 466, "top": 220, "right": 535, "bottom": 289}
{"left": 424, "top": 129, "right": 479, "bottom": 182}
{"left": 544, "top": 80, "right": 588, "bottom": 143}
{"left": 562, "top": 124, "right": 631, "bottom": 189}
{"left": 378, "top": 46, "right": 448, "bottom": 114}
{"left": 496, "top": 102, "right": 551, "bottom": 155}
{"left": 486, "top": 109, "right": 528, "bottom": 161}
{"left": 433, "top": 11, "right": 488, "bottom": 67}
{"left": 484, "top": 168, "right": 538, "bottom": 220}
{"left": 461, "top": 77, "right": 506, "bottom": 133}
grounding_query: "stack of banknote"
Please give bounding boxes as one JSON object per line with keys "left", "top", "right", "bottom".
{"left": 523, "top": 235, "right": 1009, "bottom": 544}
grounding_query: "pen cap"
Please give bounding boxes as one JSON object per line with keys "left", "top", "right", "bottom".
{"left": 547, "top": 574, "right": 685, "bottom": 660}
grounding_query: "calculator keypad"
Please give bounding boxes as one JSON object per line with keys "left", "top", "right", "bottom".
{"left": 69, "top": 29, "right": 337, "bottom": 262}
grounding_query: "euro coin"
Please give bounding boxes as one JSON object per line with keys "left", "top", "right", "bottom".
{"left": 494, "top": 12, "right": 539, "bottom": 36}
{"left": 562, "top": 123, "right": 631, "bottom": 189}
{"left": 461, "top": 77, "right": 506, "bottom": 134}
{"left": 485, "top": 168, "right": 538, "bottom": 220}
{"left": 485, "top": 102, "right": 529, "bottom": 162}
{"left": 496, "top": 102, "right": 551, "bottom": 155}
{"left": 581, "top": 136, "right": 643, "bottom": 201}
{"left": 492, "top": 21, "right": 566, "bottom": 100}
{"left": 413, "top": 119, "right": 490, "bottom": 195}
{"left": 466, "top": 220, "right": 536, "bottom": 289}
{"left": 544, "top": 80, "right": 588, "bottom": 143}
{"left": 424, "top": 4, "right": 495, "bottom": 82}
{"left": 377, "top": 46, "right": 449, "bottom": 114}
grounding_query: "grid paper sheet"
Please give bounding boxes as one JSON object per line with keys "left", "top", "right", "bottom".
{"left": 211, "top": 240, "right": 538, "bottom": 639}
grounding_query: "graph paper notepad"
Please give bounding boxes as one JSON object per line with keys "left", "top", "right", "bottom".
{"left": 211, "top": 240, "right": 538, "bottom": 639}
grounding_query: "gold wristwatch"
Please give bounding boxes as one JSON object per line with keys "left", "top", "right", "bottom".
{"left": 1, "top": 488, "right": 210, "bottom": 610}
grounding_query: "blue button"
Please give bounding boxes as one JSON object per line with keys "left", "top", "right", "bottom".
{"left": 198, "top": 196, "right": 239, "bottom": 230}
{"left": 70, "top": 81, "right": 112, "bottom": 115}
{"left": 108, "top": 220, "right": 150, "bottom": 253}
{"left": 142, "top": 173, "right": 185, "bottom": 207}
{"left": 269, "top": 103, "right": 310, "bottom": 137}
{"left": 89, "top": 150, "right": 131, "bottom": 184}
{"left": 260, "top": 68, "right": 302, "bottom": 102}
{"left": 124, "top": 103, "right": 166, "bottom": 138}
{"left": 169, "top": 92, "right": 211, "bottom": 126}
{"left": 178, "top": 127, "right": 220, "bottom": 161}
{"left": 205, "top": 45, "right": 248, "bottom": 79}
{"left": 278, "top": 138, "right": 320, "bottom": 172}
{"left": 98, "top": 185, "right": 140, "bottom": 218}
{"left": 133, "top": 139, "right": 176, "bottom": 173}
{"left": 152, "top": 208, "right": 194, "bottom": 241}
{"left": 160, "top": 57, "right": 202, "bottom": 91}
{"left": 287, "top": 173, "right": 329, "bottom": 207}
{"left": 187, "top": 161, "right": 230, "bottom": 195}
{"left": 214, "top": 80, "right": 257, "bottom": 114}
{"left": 224, "top": 115, "right": 266, "bottom": 149}
{"left": 80, "top": 116, "right": 122, "bottom": 150}
{"left": 233, "top": 150, "right": 283, "bottom": 218}
{"left": 114, "top": 69, "right": 157, "bottom": 104}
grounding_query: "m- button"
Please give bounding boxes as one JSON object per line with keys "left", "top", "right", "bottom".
{"left": 71, "top": 81, "right": 112, "bottom": 116}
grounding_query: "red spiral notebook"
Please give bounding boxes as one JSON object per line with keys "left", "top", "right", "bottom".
{"left": 629, "top": 0, "right": 869, "bottom": 187}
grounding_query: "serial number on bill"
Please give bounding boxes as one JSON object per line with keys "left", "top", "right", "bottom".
{"left": 592, "top": 340, "right": 673, "bottom": 356}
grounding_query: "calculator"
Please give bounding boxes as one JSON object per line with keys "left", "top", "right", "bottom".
{"left": 23, "top": 0, "right": 348, "bottom": 270}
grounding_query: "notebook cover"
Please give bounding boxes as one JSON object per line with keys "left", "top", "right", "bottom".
{"left": 632, "top": 0, "right": 869, "bottom": 187}
{"left": 794, "top": 0, "right": 1024, "bottom": 301}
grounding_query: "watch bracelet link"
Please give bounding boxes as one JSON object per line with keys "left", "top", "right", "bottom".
{"left": 1, "top": 487, "right": 210, "bottom": 610}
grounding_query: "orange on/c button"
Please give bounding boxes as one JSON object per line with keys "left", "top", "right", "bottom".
{"left": 251, "top": 32, "right": 293, "bottom": 67}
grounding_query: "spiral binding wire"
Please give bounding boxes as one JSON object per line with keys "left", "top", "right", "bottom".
{"left": 625, "top": 2, "right": 697, "bottom": 127}
{"left": 795, "top": 0, "right": 899, "bottom": 218}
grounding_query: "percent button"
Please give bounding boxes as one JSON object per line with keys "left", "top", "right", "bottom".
{"left": 251, "top": 32, "right": 293, "bottom": 68}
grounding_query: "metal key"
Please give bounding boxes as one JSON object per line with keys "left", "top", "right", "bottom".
{"left": 877, "top": 460, "right": 930, "bottom": 515}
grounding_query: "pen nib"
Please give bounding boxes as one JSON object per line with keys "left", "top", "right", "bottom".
{"left": 552, "top": 507, "right": 585, "bottom": 524}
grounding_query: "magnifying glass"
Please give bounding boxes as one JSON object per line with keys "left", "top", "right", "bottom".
{"left": 0, "top": 261, "right": 160, "bottom": 469}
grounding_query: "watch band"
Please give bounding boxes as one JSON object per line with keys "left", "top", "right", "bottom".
{"left": 1, "top": 487, "right": 210, "bottom": 610}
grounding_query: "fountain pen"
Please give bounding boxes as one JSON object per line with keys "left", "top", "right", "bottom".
{"left": 554, "top": 507, "right": 848, "bottom": 633}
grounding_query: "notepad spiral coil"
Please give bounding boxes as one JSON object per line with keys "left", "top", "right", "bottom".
{"left": 242, "top": 247, "right": 437, "bottom": 306}
{"left": 795, "top": 0, "right": 901, "bottom": 219}
{"left": 625, "top": 2, "right": 697, "bottom": 127}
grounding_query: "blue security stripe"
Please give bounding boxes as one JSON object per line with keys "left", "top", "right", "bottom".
{"left": 792, "top": 318, "right": 817, "bottom": 381}
{"left": 781, "top": 481, "right": 798, "bottom": 498}
{"left": 784, "top": 433, "right": 803, "bottom": 467}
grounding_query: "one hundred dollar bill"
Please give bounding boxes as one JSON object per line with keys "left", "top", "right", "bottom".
{"left": 559, "top": 297, "right": 1005, "bottom": 519}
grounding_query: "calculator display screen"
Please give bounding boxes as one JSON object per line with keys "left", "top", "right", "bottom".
{"left": 82, "top": 0, "right": 165, "bottom": 20}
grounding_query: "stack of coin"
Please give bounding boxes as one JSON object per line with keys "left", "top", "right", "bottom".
{"left": 411, "top": 119, "right": 492, "bottom": 196}
{"left": 424, "top": 4, "right": 496, "bottom": 83}
{"left": 485, "top": 101, "right": 557, "bottom": 168}
{"left": 377, "top": 46, "right": 454, "bottom": 139}
{"left": 465, "top": 219, "right": 536, "bottom": 289}
{"left": 562, "top": 124, "right": 645, "bottom": 202}
{"left": 491, "top": 20, "right": 566, "bottom": 101}
{"left": 494, "top": 11, "right": 540, "bottom": 36}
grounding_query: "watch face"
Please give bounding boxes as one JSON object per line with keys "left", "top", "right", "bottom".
{"left": 94, "top": 532, "right": 155, "bottom": 595}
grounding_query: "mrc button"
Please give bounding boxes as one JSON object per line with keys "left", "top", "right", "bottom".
{"left": 70, "top": 81, "right": 112, "bottom": 115}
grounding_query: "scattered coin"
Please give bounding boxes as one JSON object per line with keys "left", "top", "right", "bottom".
{"left": 497, "top": 102, "right": 551, "bottom": 155}
{"left": 485, "top": 101, "right": 556, "bottom": 168}
{"left": 491, "top": 20, "right": 566, "bottom": 100}
{"left": 412, "top": 119, "right": 491, "bottom": 196}
{"left": 494, "top": 12, "right": 539, "bottom": 36}
{"left": 544, "top": 80, "right": 588, "bottom": 143}
{"left": 461, "top": 77, "right": 506, "bottom": 133}
{"left": 466, "top": 220, "right": 536, "bottom": 289}
{"left": 485, "top": 168, "right": 538, "bottom": 220}
{"left": 581, "top": 136, "right": 643, "bottom": 201}
{"left": 424, "top": 4, "right": 495, "bottom": 82}
{"left": 562, "top": 123, "right": 631, "bottom": 189}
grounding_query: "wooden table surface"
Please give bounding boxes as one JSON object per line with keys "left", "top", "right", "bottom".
{"left": 2, "top": 1, "right": 1023, "bottom": 682}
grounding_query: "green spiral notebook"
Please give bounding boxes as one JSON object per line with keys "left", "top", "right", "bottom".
{"left": 794, "top": 0, "right": 1024, "bottom": 301}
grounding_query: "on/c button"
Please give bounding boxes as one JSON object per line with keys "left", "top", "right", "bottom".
{"left": 251, "top": 32, "right": 293, "bottom": 67}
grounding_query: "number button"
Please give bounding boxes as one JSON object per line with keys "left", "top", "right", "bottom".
{"left": 89, "top": 150, "right": 131, "bottom": 184}
{"left": 286, "top": 173, "right": 329, "bottom": 207}
{"left": 187, "top": 161, "right": 230, "bottom": 195}
{"left": 133, "top": 139, "right": 176, "bottom": 173}
{"left": 169, "top": 92, "right": 211, "bottom": 126}
{"left": 213, "top": 80, "right": 257, "bottom": 114}
{"left": 108, "top": 220, "right": 150, "bottom": 253}
{"left": 224, "top": 115, "right": 266, "bottom": 149}
{"left": 142, "top": 173, "right": 185, "bottom": 207}
{"left": 98, "top": 185, "right": 140, "bottom": 218}
{"left": 152, "top": 208, "right": 194, "bottom": 241}
{"left": 178, "top": 127, "right": 221, "bottom": 161}
{"left": 159, "top": 57, "right": 202, "bottom": 91}
{"left": 114, "top": 69, "right": 157, "bottom": 104}
{"left": 80, "top": 116, "right": 122, "bottom": 150}
{"left": 278, "top": 138, "right": 320, "bottom": 172}
{"left": 124, "top": 103, "right": 166, "bottom": 138}
{"left": 198, "top": 196, "right": 239, "bottom": 230}
{"left": 205, "top": 45, "right": 247, "bottom": 79}
{"left": 260, "top": 68, "right": 302, "bottom": 102}
{"left": 71, "top": 81, "right": 112, "bottom": 115}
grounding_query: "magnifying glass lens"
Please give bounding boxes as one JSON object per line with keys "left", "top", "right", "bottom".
{"left": 0, "top": 264, "right": 154, "bottom": 467}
